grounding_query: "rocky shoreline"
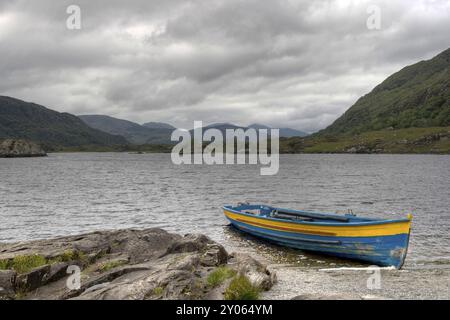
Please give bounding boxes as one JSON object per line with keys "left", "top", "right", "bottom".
{"left": 0, "top": 228, "right": 276, "bottom": 300}
{"left": 0, "top": 139, "right": 47, "bottom": 158}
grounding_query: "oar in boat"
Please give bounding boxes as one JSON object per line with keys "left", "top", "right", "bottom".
{"left": 274, "top": 209, "right": 350, "bottom": 222}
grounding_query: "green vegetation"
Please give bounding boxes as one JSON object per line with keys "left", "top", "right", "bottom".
{"left": 0, "top": 259, "right": 11, "bottom": 270}
{"left": 206, "top": 266, "right": 237, "bottom": 288}
{"left": 152, "top": 287, "right": 164, "bottom": 296}
{"left": 0, "top": 250, "right": 87, "bottom": 274}
{"left": 224, "top": 274, "right": 261, "bottom": 300}
{"left": 0, "top": 96, "right": 127, "bottom": 150}
{"left": 98, "top": 259, "right": 128, "bottom": 272}
{"left": 280, "top": 126, "right": 450, "bottom": 154}
{"left": 319, "top": 48, "right": 450, "bottom": 136}
{"left": 78, "top": 115, "right": 175, "bottom": 145}
{"left": 0, "top": 254, "right": 47, "bottom": 274}
{"left": 14, "top": 287, "right": 28, "bottom": 300}
{"left": 49, "top": 250, "right": 86, "bottom": 264}
{"left": 52, "top": 126, "right": 450, "bottom": 154}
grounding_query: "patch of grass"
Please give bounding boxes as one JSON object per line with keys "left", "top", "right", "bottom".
{"left": 0, "top": 259, "right": 10, "bottom": 270}
{"left": 4, "top": 254, "right": 48, "bottom": 274}
{"left": 0, "top": 250, "right": 89, "bottom": 275}
{"left": 207, "top": 266, "right": 236, "bottom": 288}
{"left": 14, "top": 288, "right": 28, "bottom": 300}
{"left": 224, "top": 274, "right": 260, "bottom": 300}
{"left": 49, "top": 250, "right": 86, "bottom": 264}
{"left": 153, "top": 287, "right": 164, "bottom": 296}
{"left": 98, "top": 260, "right": 128, "bottom": 272}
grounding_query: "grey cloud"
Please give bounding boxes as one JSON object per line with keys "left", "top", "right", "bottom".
{"left": 0, "top": 0, "right": 449, "bottom": 132}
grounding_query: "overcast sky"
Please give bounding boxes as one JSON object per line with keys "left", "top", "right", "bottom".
{"left": 0, "top": 0, "right": 449, "bottom": 132}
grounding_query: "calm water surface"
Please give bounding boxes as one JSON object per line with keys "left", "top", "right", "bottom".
{"left": 1, "top": 153, "right": 449, "bottom": 274}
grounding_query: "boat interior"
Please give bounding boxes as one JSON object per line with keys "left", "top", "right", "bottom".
{"left": 227, "top": 203, "right": 379, "bottom": 224}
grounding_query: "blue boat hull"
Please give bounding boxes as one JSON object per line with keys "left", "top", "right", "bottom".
{"left": 227, "top": 216, "right": 410, "bottom": 268}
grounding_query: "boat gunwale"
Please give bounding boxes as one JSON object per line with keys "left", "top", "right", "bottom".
{"left": 223, "top": 205, "right": 411, "bottom": 227}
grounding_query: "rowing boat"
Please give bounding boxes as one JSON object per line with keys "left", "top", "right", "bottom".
{"left": 223, "top": 204, "right": 412, "bottom": 268}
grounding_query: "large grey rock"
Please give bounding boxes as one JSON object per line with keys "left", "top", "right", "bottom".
{"left": 165, "top": 234, "right": 212, "bottom": 255}
{"left": 16, "top": 265, "right": 51, "bottom": 292}
{"left": 228, "top": 252, "right": 276, "bottom": 291}
{"left": 44, "top": 262, "right": 70, "bottom": 284}
{"left": 0, "top": 139, "right": 46, "bottom": 158}
{"left": 0, "top": 270, "right": 17, "bottom": 299}
{"left": 0, "top": 228, "right": 178, "bottom": 262}
{"left": 0, "top": 228, "right": 275, "bottom": 300}
{"left": 164, "top": 234, "right": 228, "bottom": 267}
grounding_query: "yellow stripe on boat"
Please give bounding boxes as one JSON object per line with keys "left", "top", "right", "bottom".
{"left": 224, "top": 210, "right": 411, "bottom": 237}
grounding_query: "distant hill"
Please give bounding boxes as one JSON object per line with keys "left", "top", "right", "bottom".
{"left": 201, "top": 123, "right": 247, "bottom": 133}
{"left": 79, "top": 115, "right": 175, "bottom": 145}
{"left": 191, "top": 122, "right": 308, "bottom": 138}
{"left": 247, "top": 123, "right": 271, "bottom": 130}
{"left": 188, "top": 123, "right": 246, "bottom": 142}
{"left": 249, "top": 123, "right": 308, "bottom": 137}
{"left": 0, "top": 96, "right": 127, "bottom": 150}
{"left": 320, "top": 48, "right": 450, "bottom": 136}
{"left": 142, "top": 122, "right": 176, "bottom": 130}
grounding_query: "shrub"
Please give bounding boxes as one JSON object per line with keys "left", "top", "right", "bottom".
{"left": 98, "top": 260, "right": 127, "bottom": 272}
{"left": 50, "top": 250, "right": 86, "bottom": 264}
{"left": 9, "top": 254, "right": 47, "bottom": 274}
{"left": 206, "top": 266, "right": 236, "bottom": 288}
{"left": 0, "top": 259, "right": 10, "bottom": 270}
{"left": 224, "top": 274, "right": 260, "bottom": 300}
{"left": 153, "top": 287, "right": 164, "bottom": 296}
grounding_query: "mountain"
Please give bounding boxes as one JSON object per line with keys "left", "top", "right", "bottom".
{"left": 192, "top": 122, "right": 308, "bottom": 138}
{"left": 249, "top": 123, "right": 308, "bottom": 137}
{"left": 79, "top": 115, "right": 174, "bottom": 145}
{"left": 247, "top": 123, "right": 271, "bottom": 130}
{"left": 0, "top": 96, "right": 127, "bottom": 150}
{"left": 202, "top": 123, "right": 247, "bottom": 132}
{"left": 320, "top": 48, "right": 450, "bottom": 136}
{"left": 189, "top": 123, "right": 246, "bottom": 142}
{"left": 79, "top": 115, "right": 149, "bottom": 144}
{"left": 279, "top": 128, "right": 308, "bottom": 138}
{"left": 142, "top": 122, "right": 176, "bottom": 130}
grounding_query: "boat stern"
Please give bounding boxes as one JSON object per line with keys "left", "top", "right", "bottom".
{"left": 390, "top": 214, "right": 412, "bottom": 269}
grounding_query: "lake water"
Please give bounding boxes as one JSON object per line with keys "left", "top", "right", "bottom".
{"left": 1, "top": 153, "right": 449, "bottom": 298}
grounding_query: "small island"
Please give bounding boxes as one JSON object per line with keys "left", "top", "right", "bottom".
{"left": 0, "top": 139, "right": 47, "bottom": 158}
